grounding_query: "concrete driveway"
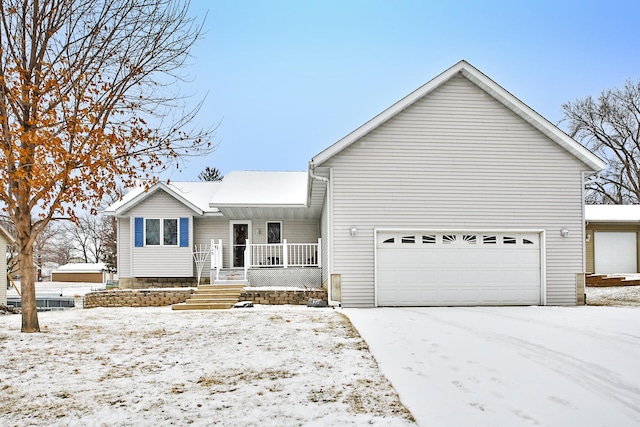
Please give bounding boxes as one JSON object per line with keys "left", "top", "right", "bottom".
{"left": 344, "top": 306, "right": 640, "bottom": 427}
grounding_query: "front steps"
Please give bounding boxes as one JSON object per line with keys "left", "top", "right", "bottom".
{"left": 172, "top": 284, "right": 244, "bottom": 310}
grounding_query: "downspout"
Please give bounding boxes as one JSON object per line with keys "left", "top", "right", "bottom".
{"left": 309, "top": 162, "right": 340, "bottom": 307}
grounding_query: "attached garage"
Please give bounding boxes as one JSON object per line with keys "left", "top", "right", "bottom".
{"left": 376, "top": 231, "right": 543, "bottom": 306}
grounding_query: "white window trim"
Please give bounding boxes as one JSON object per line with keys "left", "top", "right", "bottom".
{"left": 145, "top": 217, "right": 180, "bottom": 247}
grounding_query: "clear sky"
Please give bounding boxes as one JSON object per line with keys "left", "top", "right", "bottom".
{"left": 167, "top": 0, "right": 640, "bottom": 180}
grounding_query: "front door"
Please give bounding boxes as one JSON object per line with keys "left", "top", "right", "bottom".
{"left": 231, "top": 222, "right": 251, "bottom": 268}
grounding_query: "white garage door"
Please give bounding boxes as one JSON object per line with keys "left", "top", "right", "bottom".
{"left": 594, "top": 232, "right": 637, "bottom": 274}
{"left": 376, "top": 231, "right": 542, "bottom": 306}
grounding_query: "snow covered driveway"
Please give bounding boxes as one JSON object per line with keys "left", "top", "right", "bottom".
{"left": 345, "top": 306, "right": 640, "bottom": 427}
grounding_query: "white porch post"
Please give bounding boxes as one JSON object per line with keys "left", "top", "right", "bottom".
{"left": 283, "top": 239, "right": 288, "bottom": 268}
{"left": 317, "top": 238, "right": 321, "bottom": 267}
{"left": 244, "top": 239, "right": 251, "bottom": 280}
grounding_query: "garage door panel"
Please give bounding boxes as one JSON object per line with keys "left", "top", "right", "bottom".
{"left": 377, "top": 231, "right": 541, "bottom": 306}
{"left": 594, "top": 232, "right": 637, "bottom": 274}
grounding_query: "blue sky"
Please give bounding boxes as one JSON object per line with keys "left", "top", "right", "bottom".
{"left": 168, "top": 0, "right": 640, "bottom": 180}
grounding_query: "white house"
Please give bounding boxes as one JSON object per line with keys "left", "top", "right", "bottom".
{"left": 106, "top": 60, "right": 606, "bottom": 307}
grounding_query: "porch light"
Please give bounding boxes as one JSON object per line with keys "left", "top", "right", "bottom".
{"left": 255, "top": 228, "right": 261, "bottom": 235}
{"left": 560, "top": 228, "right": 569, "bottom": 237}
{"left": 350, "top": 227, "right": 358, "bottom": 236}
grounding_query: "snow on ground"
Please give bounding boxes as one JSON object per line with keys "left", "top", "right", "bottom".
{"left": 586, "top": 284, "right": 640, "bottom": 306}
{"left": 0, "top": 306, "right": 414, "bottom": 426}
{"left": 345, "top": 304, "right": 640, "bottom": 427}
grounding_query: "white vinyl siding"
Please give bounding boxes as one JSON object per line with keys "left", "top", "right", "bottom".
{"left": 321, "top": 75, "right": 588, "bottom": 307}
{"left": 320, "top": 196, "right": 329, "bottom": 285}
{"left": 126, "top": 190, "right": 194, "bottom": 277}
{"left": 117, "top": 217, "right": 131, "bottom": 277}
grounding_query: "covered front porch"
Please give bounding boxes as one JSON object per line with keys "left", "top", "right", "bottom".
{"left": 210, "top": 238, "right": 322, "bottom": 288}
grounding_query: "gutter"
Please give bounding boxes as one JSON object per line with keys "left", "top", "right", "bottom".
{"left": 308, "top": 162, "right": 340, "bottom": 308}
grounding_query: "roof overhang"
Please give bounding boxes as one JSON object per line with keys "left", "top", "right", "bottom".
{"left": 106, "top": 183, "right": 206, "bottom": 217}
{"left": 585, "top": 205, "right": 640, "bottom": 223}
{"left": 311, "top": 60, "right": 606, "bottom": 173}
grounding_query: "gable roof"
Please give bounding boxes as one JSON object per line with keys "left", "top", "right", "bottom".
{"left": 105, "top": 181, "right": 223, "bottom": 217}
{"left": 311, "top": 60, "right": 606, "bottom": 172}
{"left": 585, "top": 205, "right": 640, "bottom": 222}
{"left": 209, "top": 171, "right": 308, "bottom": 207}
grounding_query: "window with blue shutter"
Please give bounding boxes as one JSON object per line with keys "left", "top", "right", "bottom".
{"left": 179, "top": 217, "right": 189, "bottom": 247}
{"left": 134, "top": 217, "right": 144, "bottom": 247}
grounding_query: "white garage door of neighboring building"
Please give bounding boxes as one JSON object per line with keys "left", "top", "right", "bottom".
{"left": 594, "top": 231, "right": 637, "bottom": 274}
{"left": 376, "top": 231, "right": 542, "bottom": 306}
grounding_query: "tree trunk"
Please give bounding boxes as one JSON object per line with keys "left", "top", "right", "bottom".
{"left": 17, "top": 230, "right": 40, "bottom": 333}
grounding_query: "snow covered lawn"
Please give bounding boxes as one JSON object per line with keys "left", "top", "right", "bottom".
{"left": 0, "top": 306, "right": 414, "bottom": 426}
{"left": 345, "top": 305, "right": 640, "bottom": 427}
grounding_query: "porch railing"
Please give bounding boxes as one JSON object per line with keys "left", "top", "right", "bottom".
{"left": 209, "top": 238, "right": 321, "bottom": 273}
{"left": 249, "top": 239, "right": 320, "bottom": 268}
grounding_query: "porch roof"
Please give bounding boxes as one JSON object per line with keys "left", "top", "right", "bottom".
{"left": 209, "top": 171, "right": 308, "bottom": 207}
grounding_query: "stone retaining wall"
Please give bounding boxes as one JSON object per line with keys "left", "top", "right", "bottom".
{"left": 84, "top": 289, "right": 193, "bottom": 308}
{"left": 118, "top": 277, "right": 208, "bottom": 289}
{"left": 239, "top": 288, "right": 328, "bottom": 306}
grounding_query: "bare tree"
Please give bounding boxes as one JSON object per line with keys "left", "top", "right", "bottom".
{"left": 0, "top": 0, "right": 215, "bottom": 332}
{"left": 64, "top": 213, "right": 104, "bottom": 263}
{"left": 562, "top": 79, "right": 640, "bottom": 204}
{"left": 1, "top": 218, "right": 63, "bottom": 279}
{"left": 101, "top": 215, "right": 117, "bottom": 272}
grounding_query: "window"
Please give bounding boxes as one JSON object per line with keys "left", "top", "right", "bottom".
{"left": 145, "top": 219, "right": 160, "bottom": 246}
{"left": 463, "top": 235, "right": 477, "bottom": 244}
{"left": 442, "top": 234, "right": 457, "bottom": 244}
{"left": 422, "top": 235, "right": 436, "bottom": 244}
{"left": 503, "top": 236, "right": 517, "bottom": 245}
{"left": 523, "top": 238, "right": 534, "bottom": 245}
{"left": 401, "top": 235, "right": 416, "bottom": 244}
{"left": 163, "top": 219, "right": 178, "bottom": 245}
{"left": 483, "top": 235, "right": 497, "bottom": 244}
{"left": 135, "top": 217, "right": 189, "bottom": 247}
{"left": 383, "top": 237, "right": 395, "bottom": 244}
{"left": 267, "top": 222, "right": 282, "bottom": 244}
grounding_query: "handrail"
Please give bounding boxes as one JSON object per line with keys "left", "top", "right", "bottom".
{"left": 249, "top": 241, "right": 319, "bottom": 268}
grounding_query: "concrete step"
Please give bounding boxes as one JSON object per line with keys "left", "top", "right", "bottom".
{"left": 194, "top": 286, "right": 245, "bottom": 293}
{"left": 172, "top": 282, "right": 244, "bottom": 311}
{"left": 186, "top": 296, "right": 239, "bottom": 303}
{"left": 172, "top": 302, "right": 234, "bottom": 310}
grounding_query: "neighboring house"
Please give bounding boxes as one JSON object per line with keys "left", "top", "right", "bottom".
{"left": 585, "top": 205, "right": 640, "bottom": 274}
{"left": 51, "top": 262, "right": 109, "bottom": 283}
{"left": 107, "top": 60, "right": 606, "bottom": 307}
{"left": 1, "top": 225, "right": 15, "bottom": 305}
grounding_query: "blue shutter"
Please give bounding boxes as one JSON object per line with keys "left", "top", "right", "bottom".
{"left": 179, "top": 217, "right": 189, "bottom": 247}
{"left": 134, "top": 217, "right": 144, "bottom": 247}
